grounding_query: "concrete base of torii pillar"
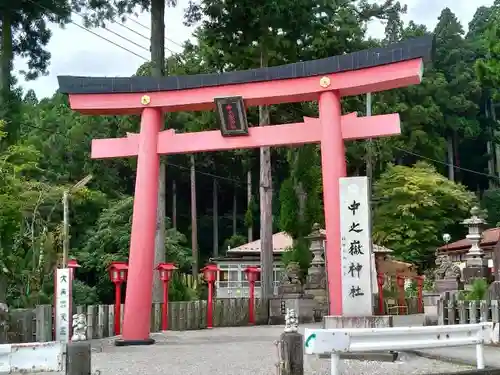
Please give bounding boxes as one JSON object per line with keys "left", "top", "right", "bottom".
{"left": 323, "top": 315, "right": 393, "bottom": 329}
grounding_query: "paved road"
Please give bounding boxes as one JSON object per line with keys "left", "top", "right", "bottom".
{"left": 81, "top": 325, "right": 472, "bottom": 375}
{"left": 414, "top": 345, "right": 500, "bottom": 368}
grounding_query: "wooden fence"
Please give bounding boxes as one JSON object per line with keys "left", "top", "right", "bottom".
{"left": 438, "top": 299, "right": 500, "bottom": 325}
{"left": 6, "top": 298, "right": 267, "bottom": 343}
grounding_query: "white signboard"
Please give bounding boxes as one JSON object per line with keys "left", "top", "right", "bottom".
{"left": 55, "top": 268, "right": 71, "bottom": 342}
{"left": 339, "top": 177, "right": 374, "bottom": 316}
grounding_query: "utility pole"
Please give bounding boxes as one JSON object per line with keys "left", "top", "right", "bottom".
{"left": 366, "top": 93, "right": 373, "bottom": 183}
{"left": 62, "top": 191, "right": 69, "bottom": 268}
{"left": 191, "top": 155, "right": 198, "bottom": 279}
{"left": 61, "top": 174, "right": 92, "bottom": 268}
{"left": 213, "top": 179, "right": 219, "bottom": 257}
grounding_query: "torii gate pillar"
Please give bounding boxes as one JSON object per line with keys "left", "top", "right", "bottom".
{"left": 319, "top": 90, "right": 346, "bottom": 312}
{"left": 121, "top": 108, "right": 162, "bottom": 344}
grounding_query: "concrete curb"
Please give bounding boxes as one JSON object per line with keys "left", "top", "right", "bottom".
{"left": 408, "top": 350, "right": 496, "bottom": 369}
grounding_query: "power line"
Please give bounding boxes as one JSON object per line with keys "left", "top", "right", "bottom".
{"left": 72, "top": 14, "right": 150, "bottom": 54}
{"left": 394, "top": 147, "right": 498, "bottom": 180}
{"left": 125, "top": 17, "right": 185, "bottom": 49}
{"left": 24, "top": 0, "right": 149, "bottom": 61}
{"left": 65, "top": 23, "right": 149, "bottom": 61}
{"left": 19, "top": 121, "right": 246, "bottom": 185}
{"left": 70, "top": 7, "right": 181, "bottom": 56}
{"left": 21, "top": 117, "right": 500, "bottom": 189}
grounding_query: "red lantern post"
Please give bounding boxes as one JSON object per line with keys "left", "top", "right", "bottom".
{"left": 156, "top": 262, "right": 177, "bottom": 331}
{"left": 67, "top": 259, "right": 81, "bottom": 279}
{"left": 377, "top": 273, "right": 385, "bottom": 314}
{"left": 415, "top": 275, "right": 424, "bottom": 313}
{"left": 243, "top": 266, "right": 260, "bottom": 325}
{"left": 396, "top": 273, "right": 406, "bottom": 315}
{"left": 109, "top": 261, "right": 128, "bottom": 335}
{"left": 201, "top": 264, "right": 220, "bottom": 329}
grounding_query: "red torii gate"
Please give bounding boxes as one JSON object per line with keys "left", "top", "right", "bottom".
{"left": 58, "top": 36, "right": 433, "bottom": 345}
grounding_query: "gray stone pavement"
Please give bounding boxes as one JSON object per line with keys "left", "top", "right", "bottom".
{"left": 83, "top": 324, "right": 472, "bottom": 375}
{"left": 413, "top": 345, "right": 500, "bottom": 368}
{"left": 27, "top": 324, "right": 480, "bottom": 375}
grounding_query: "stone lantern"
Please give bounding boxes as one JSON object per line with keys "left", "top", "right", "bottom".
{"left": 304, "top": 223, "right": 327, "bottom": 309}
{"left": 462, "top": 206, "right": 490, "bottom": 284}
{"left": 305, "top": 223, "right": 326, "bottom": 290}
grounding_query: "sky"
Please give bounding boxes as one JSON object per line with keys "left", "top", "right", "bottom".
{"left": 14, "top": 0, "right": 495, "bottom": 99}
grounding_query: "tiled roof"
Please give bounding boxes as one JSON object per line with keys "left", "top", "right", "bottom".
{"left": 227, "top": 232, "right": 294, "bottom": 253}
{"left": 227, "top": 230, "right": 392, "bottom": 254}
{"left": 438, "top": 227, "right": 500, "bottom": 252}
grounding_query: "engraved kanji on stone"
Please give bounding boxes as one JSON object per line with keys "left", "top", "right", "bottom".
{"left": 349, "top": 222, "right": 363, "bottom": 233}
{"left": 348, "top": 200, "right": 360, "bottom": 215}
{"left": 348, "top": 240, "right": 364, "bottom": 256}
{"left": 348, "top": 262, "right": 363, "bottom": 278}
{"left": 349, "top": 286, "right": 364, "bottom": 298}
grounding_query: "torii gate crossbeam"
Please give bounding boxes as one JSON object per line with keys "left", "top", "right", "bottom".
{"left": 58, "top": 35, "right": 433, "bottom": 346}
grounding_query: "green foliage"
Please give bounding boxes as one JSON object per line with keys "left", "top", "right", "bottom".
{"left": 244, "top": 196, "right": 257, "bottom": 229}
{"left": 222, "top": 235, "right": 247, "bottom": 252}
{"left": 75, "top": 196, "right": 192, "bottom": 303}
{"left": 279, "top": 178, "right": 299, "bottom": 236}
{"left": 373, "top": 162, "right": 476, "bottom": 271}
{"left": 281, "top": 238, "right": 311, "bottom": 282}
{"left": 457, "top": 279, "right": 489, "bottom": 301}
{"left": 481, "top": 188, "right": 500, "bottom": 226}
{"left": 72, "top": 279, "right": 99, "bottom": 306}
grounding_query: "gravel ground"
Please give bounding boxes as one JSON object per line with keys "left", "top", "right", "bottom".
{"left": 24, "top": 325, "right": 474, "bottom": 375}
{"left": 84, "top": 325, "right": 473, "bottom": 375}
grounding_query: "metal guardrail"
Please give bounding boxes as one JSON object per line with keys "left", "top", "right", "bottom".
{"left": 0, "top": 341, "right": 64, "bottom": 373}
{"left": 305, "top": 323, "right": 497, "bottom": 375}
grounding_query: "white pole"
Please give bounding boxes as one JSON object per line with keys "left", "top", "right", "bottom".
{"left": 476, "top": 343, "right": 485, "bottom": 369}
{"left": 330, "top": 353, "right": 341, "bottom": 375}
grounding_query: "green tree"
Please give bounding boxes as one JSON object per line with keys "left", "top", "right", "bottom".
{"left": 77, "top": 196, "right": 192, "bottom": 303}
{"left": 0, "top": 0, "right": 75, "bottom": 144}
{"left": 372, "top": 162, "right": 476, "bottom": 271}
{"left": 481, "top": 188, "right": 500, "bottom": 226}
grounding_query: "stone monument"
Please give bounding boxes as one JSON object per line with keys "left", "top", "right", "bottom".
{"left": 278, "top": 308, "right": 304, "bottom": 375}
{"left": 278, "top": 262, "right": 303, "bottom": 297}
{"left": 269, "top": 225, "right": 327, "bottom": 324}
{"left": 461, "top": 206, "right": 490, "bottom": 284}
{"left": 323, "top": 177, "right": 392, "bottom": 329}
{"left": 270, "top": 260, "right": 316, "bottom": 324}
{"left": 433, "top": 252, "right": 463, "bottom": 293}
{"left": 71, "top": 313, "right": 88, "bottom": 341}
{"left": 488, "top": 240, "right": 500, "bottom": 299}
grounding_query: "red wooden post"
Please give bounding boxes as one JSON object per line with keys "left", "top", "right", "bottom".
{"left": 377, "top": 273, "right": 385, "bottom": 314}
{"left": 115, "top": 282, "right": 122, "bottom": 335}
{"left": 249, "top": 281, "right": 255, "bottom": 324}
{"left": 416, "top": 275, "right": 424, "bottom": 313}
{"left": 202, "top": 264, "right": 220, "bottom": 329}
{"left": 396, "top": 274, "right": 405, "bottom": 315}
{"left": 155, "top": 263, "right": 177, "bottom": 331}
{"left": 109, "top": 261, "right": 128, "bottom": 335}
{"left": 244, "top": 266, "right": 260, "bottom": 325}
{"left": 162, "top": 280, "right": 169, "bottom": 330}
{"left": 207, "top": 282, "right": 214, "bottom": 328}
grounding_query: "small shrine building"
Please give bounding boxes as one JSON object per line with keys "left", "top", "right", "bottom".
{"left": 211, "top": 230, "right": 416, "bottom": 298}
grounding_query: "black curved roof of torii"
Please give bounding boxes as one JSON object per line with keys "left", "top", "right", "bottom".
{"left": 58, "top": 35, "right": 434, "bottom": 95}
